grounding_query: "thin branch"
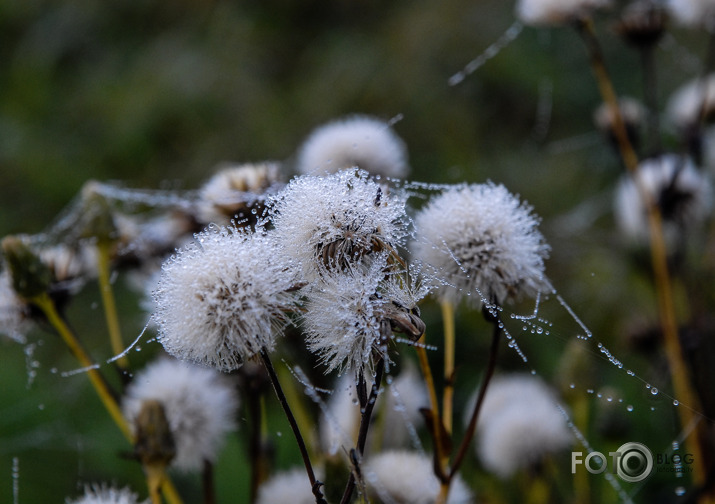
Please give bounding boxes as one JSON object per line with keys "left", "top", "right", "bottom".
{"left": 339, "top": 358, "right": 385, "bottom": 504}
{"left": 259, "top": 349, "right": 327, "bottom": 504}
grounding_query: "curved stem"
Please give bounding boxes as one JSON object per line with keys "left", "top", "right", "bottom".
{"left": 339, "top": 359, "right": 385, "bottom": 504}
{"left": 96, "top": 242, "right": 128, "bottom": 371}
{"left": 415, "top": 334, "right": 449, "bottom": 482}
{"left": 449, "top": 311, "right": 501, "bottom": 479}
{"left": 259, "top": 349, "right": 326, "bottom": 504}
{"left": 33, "top": 293, "right": 132, "bottom": 440}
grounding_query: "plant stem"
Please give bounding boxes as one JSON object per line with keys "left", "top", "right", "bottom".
{"left": 449, "top": 311, "right": 501, "bottom": 480}
{"left": 339, "top": 358, "right": 385, "bottom": 504}
{"left": 441, "top": 301, "right": 456, "bottom": 435}
{"left": 33, "top": 293, "right": 132, "bottom": 440}
{"left": 415, "top": 333, "right": 449, "bottom": 482}
{"left": 96, "top": 241, "right": 128, "bottom": 371}
{"left": 35, "top": 293, "right": 185, "bottom": 504}
{"left": 259, "top": 349, "right": 326, "bottom": 504}
{"left": 202, "top": 460, "right": 215, "bottom": 504}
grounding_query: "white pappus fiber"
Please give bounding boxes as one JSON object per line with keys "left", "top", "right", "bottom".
{"left": 66, "top": 484, "right": 147, "bottom": 504}
{"left": 122, "top": 358, "right": 240, "bottom": 472}
{"left": 412, "top": 182, "right": 551, "bottom": 307}
{"left": 364, "top": 450, "right": 474, "bottom": 504}
{"left": 268, "top": 168, "right": 408, "bottom": 283}
{"left": 295, "top": 115, "right": 409, "bottom": 178}
{"left": 467, "top": 373, "right": 572, "bottom": 478}
{"left": 153, "top": 226, "right": 296, "bottom": 371}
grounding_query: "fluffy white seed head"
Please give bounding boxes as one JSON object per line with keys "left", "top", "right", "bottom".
{"left": 302, "top": 255, "right": 422, "bottom": 374}
{"left": 269, "top": 168, "right": 408, "bottom": 282}
{"left": 197, "top": 162, "right": 283, "bottom": 225}
{"left": 412, "top": 183, "right": 551, "bottom": 307}
{"left": 123, "top": 358, "right": 239, "bottom": 472}
{"left": 66, "top": 484, "right": 146, "bottom": 504}
{"left": 364, "top": 450, "right": 473, "bottom": 504}
{"left": 256, "top": 468, "right": 318, "bottom": 504}
{"left": 320, "top": 372, "right": 362, "bottom": 456}
{"left": 0, "top": 270, "right": 30, "bottom": 343}
{"left": 614, "top": 154, "right": 712, "bottom": 245}
{"left": 153, "top": 227, "right": 296, "bottom": 371}
{"left": 466, "top": 374, "right": 572, "bottom": 478}
{"left": 515, "top": 0, "right": 612, "bottom": 26}
{"left": 667, "top": 0, "right": 715, "bottom": 28}
{"left": 295, "top": 115, "right": 409, "bottom": 178}
{"left": 666, "top": 74, "right": 715, "bottom": 131}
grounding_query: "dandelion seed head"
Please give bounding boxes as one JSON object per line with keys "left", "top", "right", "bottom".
{"left": 123, "top": 358, "right": 240, "bottom": 472}
{"left": 153, "top": 227, "right": 296, "bottom": 371}
{"left": 295, "top": 115, "right": 409, "bottom": 178}
{"left": 667, "top": 0, "right": 715, "bottom": 28}
{"left": 515, "top": 0, "right": 612, "bottom": 26}
{"left": 412, "top": 182, "right": 551, "bottom": 307}
{"left": 466, "top": 374, "right": 572, "bottom": 478}
{"left": 302, "top": 257, "right": 393, "bottom": 375}
{"left": 365, "top": 450, "right": 474, "bottom": 504}
{"left": 66, "top": 484, "right": 146, "bottom": 504}
{"left": 197, "top": 162, "right": 283, "bottom": 225}
{"left": 666, "top": 74, "right": 715, "bottom": 131}
{"left": 256, "top": 468, "right": 320, "bottom": 504}
{"left": 269, "top": 168, "right": 408, "bottom": 281}
{"left": 614, "top": 154, "right": 712, "bottom": 245}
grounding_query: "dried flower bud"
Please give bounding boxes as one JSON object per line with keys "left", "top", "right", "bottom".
{"left": 1, "top": 235, "right": 52, "bottom": 299}
{"left": 616, "top": 1, "right": 667, "bottom": 47}
{"left": 131, "top": 399, "right": 176, "bottom": 470}
{"left": 79, "top": 181, "right": 118, "bottom": 244}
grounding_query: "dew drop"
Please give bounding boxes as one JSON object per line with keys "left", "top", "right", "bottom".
{"left": 675, "top": 487, "right": 686, "bottom": 496}
{"left": 38, "top": 404, "right": 45, "bottom": 410}
{"left": 646, "top": 383, "right": 651, "bottom": 389}
{"left": 530, "top": 369, "right": 536, "bottom": 375}
{"left": 569, "top": 383, "right": 575, "bottom": 389}
{"left": 651, "top": 388, "right": 659, "bottom": 396}
{"left": 276, "top": 431, "right": 282, "bottom": 437}
{"left": 673, "top": 400, "right": 679, "bottom": 406}
{"left": 536, "top": 327, "right": 543, "bottom": 334}
{"left": 626, "top": 405, "right": 634, "bottom": 412}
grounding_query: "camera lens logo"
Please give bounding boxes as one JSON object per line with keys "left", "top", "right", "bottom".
{"left": 615, "top": 442, "right": 653, "bottom": 482}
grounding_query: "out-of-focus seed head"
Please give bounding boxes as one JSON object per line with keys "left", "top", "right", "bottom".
{"left": 295, "top": 115, "right": 409, "bottom": 179}
{"left": 122, "top": 358, "right": 240, "bottom": 472}
{"left": 515, "top": 0, "right": 612, "bottom": 27}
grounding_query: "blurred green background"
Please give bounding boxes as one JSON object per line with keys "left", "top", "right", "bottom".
{"left": 2, "top": 0, "right": 713, "bottom": 502}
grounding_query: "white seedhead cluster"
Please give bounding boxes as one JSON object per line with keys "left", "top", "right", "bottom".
{"left": 153, "top": 227, "right": 296, "bottom": 371}
{"left": 412, "top": 182, "right": 551, "bottom": 307}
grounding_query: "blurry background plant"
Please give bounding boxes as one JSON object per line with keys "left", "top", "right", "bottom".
{"left": 2, "top": 0, "right": 715, "bottom": 503}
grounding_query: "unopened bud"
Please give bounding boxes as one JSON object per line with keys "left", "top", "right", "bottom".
{"left": 1, "top": 235, "right": 51, "bottom": 299}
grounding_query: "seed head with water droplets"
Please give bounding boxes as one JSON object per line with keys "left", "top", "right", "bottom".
{"left": 153, "top": 226, "right": 297, "bottom": 371}
{"left": 412, "top": 182, "right": 551, "bottom": 307}
{"left": 269, "top": 168, "right": 408, "bottom": 282}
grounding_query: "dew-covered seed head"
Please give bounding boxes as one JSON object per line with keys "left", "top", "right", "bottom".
{"left": 412, "top": 182, "right": 551, "bottom": 308}
{"left": 268, "top": 168, "right": 409, "bottom": 282}
{"left": 301, "top": 255, "right": 424, "bottom": 375}
{"left": 295, "top": 115, "right": 409, "bottom": 178}
{"left": 122, "top": 358, "right": 240, "bottom": 472}
{"left": 153, "top": 226, "right": 297, "bottom": 371}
